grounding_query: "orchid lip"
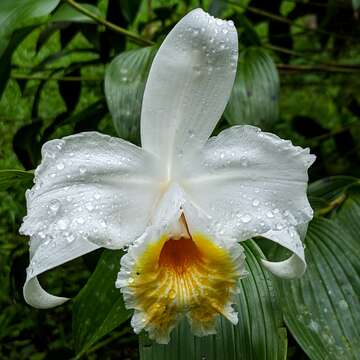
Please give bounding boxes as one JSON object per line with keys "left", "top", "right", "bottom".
{"left": 116, "top": 212, "right": 246, "bottom": 344}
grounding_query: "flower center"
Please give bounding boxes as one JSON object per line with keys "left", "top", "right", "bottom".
{"left": 158, "top": 236, "right": 202, "bottom": 275}
{"left": 125, "top": 220, "right": 242, "bottom": 343}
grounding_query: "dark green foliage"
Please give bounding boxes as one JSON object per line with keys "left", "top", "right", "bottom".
{"left": 0, "top": 0, "right": 360, "bottom": 359}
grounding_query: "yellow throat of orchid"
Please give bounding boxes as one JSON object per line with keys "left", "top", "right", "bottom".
{"left": 123, "top": 216, "right": 243, "bottom": 343}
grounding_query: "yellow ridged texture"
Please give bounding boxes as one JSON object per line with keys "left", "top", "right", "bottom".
{"left": 129, "top": 233, "right": 239, "bottom": 339}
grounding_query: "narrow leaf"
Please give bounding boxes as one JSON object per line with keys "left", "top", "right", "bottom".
{"left": 0, "top": 169, "right": 33, "bottom": 192}
{"left": 140, "top": 241, "right": 287, "bottom": 360}
{"left": 224, "top": 47, "right": 279, "bottom": 129}
{"left": 72, "top": 249, "right": 131, "bottom": 356}
{"left": 105, "top": 46, "right": 156, "bottom": 143}
{"left": 308, "top": 175, "right": 360, "bottom": 202}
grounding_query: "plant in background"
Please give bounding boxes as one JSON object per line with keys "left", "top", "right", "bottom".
{"left": 1, "top": 0, "right": 360, "bottom": 359}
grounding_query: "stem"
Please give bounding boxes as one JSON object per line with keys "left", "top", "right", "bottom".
{"left": 316, "top": 193, "right": 347, "bottom": 216}
{"left": 64, "top": 0, "right": 153, "bottom": 46}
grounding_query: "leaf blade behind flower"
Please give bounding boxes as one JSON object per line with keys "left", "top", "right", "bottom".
{"left": 224, "top": 47, "right": 279, "bottom": 130}
{"left": 72, "top": 249, "right": 131, "bottom": 356}
{"left": 275, "top": 188, "right": 360, "bottom": 360}
{"left": 104, "top": 46, "right": 156, "bottom": 144}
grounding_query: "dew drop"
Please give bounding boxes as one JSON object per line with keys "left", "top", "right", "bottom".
{"left": 338, "top": 300, "right": 348, "bottom": 310}
{"left": 85, "top": 202, "right": 94, "bottom": 211}
{"left": 57, "top": 219, "right": 68, "bottom": 230}
{"left": 66, "top": 234, "right": 75, "bottom": 243}
{"left": 128, "top": 277, "right": 134, "bottom": 284}
{"left": 49, "top": 199, "right": 61, "bottom": 214}
{"left": 76, "top": 217, "right": 85, "bottom": 224}
{"left": 252, "top": 199, "right": 260, "bottom": 207}
{"left": 79, "top": 166, "right": 87, "bottom": 174}
{"left": 168, "top": 289, "right": 176, "bottom": 299}
{"left": 266, "top": 210, "right": 274, "bottom": 218}
{"left": 241, "top": 214, "right": 252, "bottom": 223}
{"left": 56, "top": 162, "right": 64, "bottom": 170}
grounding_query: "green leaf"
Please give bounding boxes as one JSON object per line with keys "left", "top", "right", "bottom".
{"left": 0, "top": 169, "right": 33, "bottom": 192}
{"left": 275, "top": 191, "right": 360, "bottom": 359}
{"left": 208, "top": 0, "right": 228, "bottom": 17}
{"left": 72, "top": 249, "right": 131, "bottom": 356}
{"left": 0, "top": 26, "right": 35, "bottom": 99}
{"left": 119, "top": 0, "right": 142, "bottom": 24}
{"left": 0, "top": 0, "right": 60, "bottom": 55}
{"left": 352, "top": 0, "right": 360, "bottom": 10}
{"left": 104, "top": 46, "right": 156, "bottom": 143}
{"left": 308, "top": 175, "right": 360, "bottom": 202}
{"left": 51, "top": 3, "right": 101, "bottom": 23}
{"left": 139, "top": 241, "right": 287, "bottom": 360}
{"left": 224, "top": 47, "right": 279, "bottom": 129}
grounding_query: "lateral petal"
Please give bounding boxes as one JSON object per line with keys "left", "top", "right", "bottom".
{"left": 140, "top": 8, "right": 238, "bottom": 178}
{"left": 182, "top": 125, "right": 315, "bottom": 276}
{"left": 20, "top": 132, "right": 161, "bottom": 307}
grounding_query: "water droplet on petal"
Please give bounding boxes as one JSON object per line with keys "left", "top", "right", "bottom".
{"left": 49, "top": 199, "right": 61, "bottom": 214}
{"left": 66, "top": 234, "right": 75, "bottom": 243}
{"left": 241, "top": 214, "right": 252, "bottom": 223}
{"left": 76, "top": 217, "right": 85, "bottom": 224}
{"left": 57, "top": 219, "right": 68, "bottom": 230}
{"left": 168, "top": 289, "right": 176, "bottom": 299}
{"left": 56, "top": 162, "right": 64, "bottom": 170}
{"left": 79, "top": 166, "right": 87, "bottom": 174}
{"left": 266, "top": 211, "right": 274, "bottom": 218}
{"left": 252, "top": 199, "right": 260, "bottom": 207}
{"left": 85, "top": 202, "right": 94, "bottom": 211}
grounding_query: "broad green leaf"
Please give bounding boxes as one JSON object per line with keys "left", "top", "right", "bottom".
{"left": 0, "top": 169, "right": 33, "bottom": 191}
{"left": 72, "top": 249, "right": 131, "bottom": 356}
{"left": 51, "top": 3, "right": 102, "bottom": 23}
{"left": 352, "top": 0, "right": 360, "bottom": 10}
{"left": 0, "top": 0, "right": 60, "bottom": 55}
{"left": 308, "top": 176, "right": 360, "bottom": 215}
{"left": 105, "top": 46, "right": 156, "bottom": 143}
{"left": 140, "top": 241, "right": 287, "bottom": 360}
{"left": 224, "top": 47, "right": 279, "bottom": 129}
{"left": 276, "top": 192, "right": 360, "bottom": 359}
{"left": 308, "top": 175, "right": 360, "bottom": 202}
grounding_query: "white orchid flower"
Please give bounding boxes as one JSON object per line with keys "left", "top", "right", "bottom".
{"left": 20, "top": 8, "right": 315, "bottom": 344}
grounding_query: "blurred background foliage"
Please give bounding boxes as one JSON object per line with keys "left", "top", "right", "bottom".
{"left": 0, "top": 0, "right": 359, "bottom": 359}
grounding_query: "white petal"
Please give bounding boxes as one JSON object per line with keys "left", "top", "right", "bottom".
{"left": 24, "top": 236, "right": 98, "bottom": 308}
{"left": 20, "top": 132, "right": 161, "bottom": 307}
{"left": 261, "top": 226, "right": 306, "bottom": 279}
{"left": 181, "top": 125, "right": 314, "bottom": 270}
{"left": 141, "top": 8, "right": 238, "bottom": 177}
